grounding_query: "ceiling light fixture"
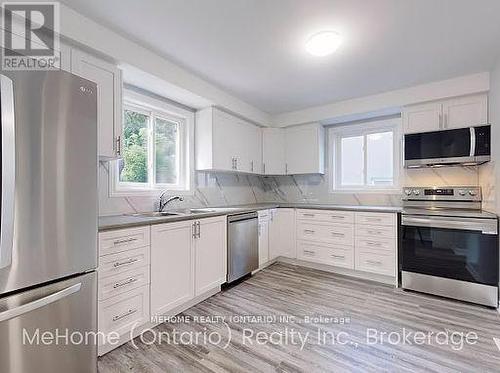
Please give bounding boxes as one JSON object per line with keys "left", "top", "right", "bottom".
{"left": 305, "top": 31, "right": 342, "bottom": 57}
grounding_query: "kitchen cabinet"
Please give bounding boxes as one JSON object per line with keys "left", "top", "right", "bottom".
{"left": 269, "top": 208, "right": 296, "bottom": 259}
{"left": 285, "top": 123, "right": 325, "bottom": 174}
{"left": 151, "top": 216, "right": 226, "bottom": 317}
{"left": 262, "top": 128, "right": 286, "bottom": 175}
{"left": 403, "top": 93, "right": 487, "bottom": 134}
{"left": 196, "top": 107, "right": 262, "bottom": 174}
{"left": 194, "top": 217, "right": 227, "bottom": 295}
{"left": 71, "top": 49, "right": 123, "bottom": 159}
{"left": 258, "top": 210, "right": 270, "bottom": 266}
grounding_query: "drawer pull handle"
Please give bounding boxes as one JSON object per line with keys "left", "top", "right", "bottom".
{"left": 366, "top": 241, "right": 382, "bottom": 247}
{"left": 113, "top": 258, "right": 139, "bottom": 268}
{"left": 366, "top": 260, "right": 382, "bottom": 265}
{"left": 331, "top": 254, "right": 345, "bottom": 259}
{"left": 365, "top": 217, "right": 382, "bottom": 222}
{"left": 331, "top": 232, "right": 345, "bottom": 237}
{"left": 330, "top": 215, "right": 345, "bottom": 219}
{"left": 367, "top": 230, "right": 382, "bottom": 235}
{"left": 303, "top": 250, "right": 315, "bottom": 255}
{"left": 304, "top": 229, "right": 315, "bottom": 234}
{"left": 302, "top": 214, "right": 315, "bottom": 217}
{"left": 113, "top": 237, "right": 138, "bottom": 246}
{"left": 112, "top": 308, "right": 138, "bottom": 322}
{"left": 113, "top": 277, "right": 138, "bottom": 289}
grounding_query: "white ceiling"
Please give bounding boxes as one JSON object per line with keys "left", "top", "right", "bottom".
{"left": 59, "top": 0, "right": 500, "bottom": 114}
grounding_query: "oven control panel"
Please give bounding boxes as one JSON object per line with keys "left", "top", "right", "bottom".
{"left": 402, "top": 186, "right": 481, "bottom": 201}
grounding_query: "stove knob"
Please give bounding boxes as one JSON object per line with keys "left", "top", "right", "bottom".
{"left": 413, "top": 189, "right": 420, "bottom": 196}
{"left": 458, "top": 190, "right": 466, "bottom": 196}
{"left": 404, "top": 189, "right": 412, "bottom": 196}
{"left": 468, "top": 190, "right": 477, "bottom": 196}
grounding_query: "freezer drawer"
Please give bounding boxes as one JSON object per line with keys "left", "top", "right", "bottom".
{"left": 0, "top": 272, "right": 97, "bottom": 373}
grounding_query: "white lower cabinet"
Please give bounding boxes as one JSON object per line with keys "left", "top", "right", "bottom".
{"left": 258, "top": 210, "right": 270, "bottom": 266}
{"left": 151, "top": 216, "right": 226, "bottom": 318}
{"left": 295, "top": 209, "right": 397, "bottom": 278}
{"left": 269, "top": 208, "right": 296, "bottom": 260}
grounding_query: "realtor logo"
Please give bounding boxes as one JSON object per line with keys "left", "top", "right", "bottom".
{"left": 1, "top": 2, "right": 60, "bottom": 70}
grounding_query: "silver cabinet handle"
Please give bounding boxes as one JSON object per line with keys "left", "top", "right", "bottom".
{"left": 304, "top": 229, "right": 315, "bottom": 234}
{"left": 302, "top": 213, "right": 315, "bottom": 217}
{"left": 330, "top": 215, "right": 345, "bottom": 219}
{"left": 366, "top": 260, "right": 382, "bottom": 265}
{"left": 251, "top": 160, "right": 254, "bottom": 172}
{"left": 112, "top": 308, "right": 137, "bottom": 322}
{"left": 366, "top": 241, "right": 382, "bottom": 247}
{"left": 113, "top": 277, "right": 138, "bottom": 289}
{"left": 365, "top": 217, "right": 382, "bottom": 222}
{"left": 263, "top": 163, "right": 266, "bottom": 174}
{"left": 113, "top": 237, "right": 137, "bottom": 246}
{"left": 303, "top": 250, "right": 315, "bottom": 255}
{"left": 0, "top": 283, "right": 81, "bottom": 323}
{"left": 197, "top": 221, "right": 201, "bottom": 238}
{"left": 192, "top": 222, "right": 197, "bottom": 238}
{"left": 331, "top": 232, "right": 345, "bottom": 237}
{"left": 331, "top": 254, "right": 345, "bottom": 259}
{"left": 285, "top": 163, "right": 288, "bottom": 174}
{"left": 113, "top": 258, "right": 139, "bottom": 268}
{"left": 0, "top": 75, "right": 15, "bottom": 269}
{"left": 367, "top": 230, "right": 382, "bottom": 235}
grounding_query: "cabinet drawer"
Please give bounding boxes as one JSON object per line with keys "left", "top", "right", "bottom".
{"left": 98, "top": 266, "right": 150, "bottom": 301}
{"left": 323, "top": 246, "right": 354, "bottom": 269}
{"left": 355, "top": 250, "right": 395, "bottom": 277}
{"left": 355, "top": 224, "right": 395, "bottom": 239}
{"left": 356, "top": 237, "right": 395, "bottom": 253}
{"left": 297, "top": 221, "right": 354, "bottom": 246}
{"left": 98, "top": 285, "right": 150, "bottom": 339}
{"left": 99, "top": 226, "right": 150, "bottom": 256}
{"left": 98, "top": 246, "right": 150, "bottom": 277}
{"left": 296, "top": 241, "right": 324, "bottom": 263}
{"left": 297, "top": 209, "right": 354, "bottom": 224}
{"left": 355, "top": 212, "right": 396, "bottom": 227}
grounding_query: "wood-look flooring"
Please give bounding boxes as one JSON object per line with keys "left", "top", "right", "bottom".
{"left": 98, "top": 263, "right": 500, "bottom": 372}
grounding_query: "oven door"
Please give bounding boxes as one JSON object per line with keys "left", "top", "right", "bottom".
{"left": 401, "top": 215, "right": 498, "bottom": 286}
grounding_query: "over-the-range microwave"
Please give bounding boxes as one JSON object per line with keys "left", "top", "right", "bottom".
{"left": 404, "top": 125, "right": 491, "bottom": 168}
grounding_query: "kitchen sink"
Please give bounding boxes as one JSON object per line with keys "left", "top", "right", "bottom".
{"left": 129, "top": 211, "right": 185, "bottom": 218}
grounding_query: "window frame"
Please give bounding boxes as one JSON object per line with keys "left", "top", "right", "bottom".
{"left": 110, "top": 89, "right": 194, "bottom": 197}
{"left": 329, "top": 117, "right": 401, "bottom": 193}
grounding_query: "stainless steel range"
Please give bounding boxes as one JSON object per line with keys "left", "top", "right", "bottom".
{"left": 400, "top": 186, "right": 498, "bottom": 307}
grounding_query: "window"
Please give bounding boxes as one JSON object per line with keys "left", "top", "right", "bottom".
{"left": 111, "top": 90, "right": 193, "bottom": 195}
{"left": 330, "top": 118, "right": 400, "bottom": 191}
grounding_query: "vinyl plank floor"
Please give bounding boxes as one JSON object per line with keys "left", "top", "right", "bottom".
{"left": 98, "top": 263, "right": 500, "bottom": 373}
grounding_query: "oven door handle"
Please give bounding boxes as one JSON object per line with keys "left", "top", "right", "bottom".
{"left": 402, "top": 215, "right": 498, "bottom": 235}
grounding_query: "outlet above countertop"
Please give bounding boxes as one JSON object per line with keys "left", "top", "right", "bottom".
{"left": 98, "top": 203, "right": 402, "bottom": 232}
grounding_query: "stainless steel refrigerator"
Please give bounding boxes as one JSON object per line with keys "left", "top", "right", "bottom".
{"left": 0, "top": 70, "right": 98, "bottom": 372}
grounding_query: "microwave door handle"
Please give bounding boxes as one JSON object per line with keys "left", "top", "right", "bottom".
{"left": 469, "top": 127, "right": 476, "bottom": 157}
{"left": 0, "top": 75, "right": 15, "bottom": 269}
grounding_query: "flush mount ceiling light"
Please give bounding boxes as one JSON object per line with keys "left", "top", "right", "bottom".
{"left": 305, "top": 31, "right": 342, "bottom": 57}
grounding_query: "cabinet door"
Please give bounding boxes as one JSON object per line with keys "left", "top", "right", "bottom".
{"left": 263, "top": 128, "right": 286, "bottom": 175}
{"left": 194, "top": 217, "right": 227, "bottom": 296}
{"left": 213, "top": 109, "right": 240, "bottom": 171}
{"left": 285, "top": 123, "right": 324, "bottom": 174}
{"left": 151, "top": 221, "right": 194, "bottom": 317}
{"left": 71, "top": 50, "right": 123, "bottom": 159}
{"left": 249, "top": 124, "right": 262, "bottom": 174}
{"left": 402, "top": 102, "right": 442, "bottom": 134}
{"left": 258, "top": 219, "right": 270, "bottom": 265}
{"left": 269, "top": 209, "right": 296, "bottom": 259}
{"left": 442, "top": 94, "right": 488, "bottom": 130}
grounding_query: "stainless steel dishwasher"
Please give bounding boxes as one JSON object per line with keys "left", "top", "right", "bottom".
{"left": 227, "top": 212, "right": 259, "bottom": 283}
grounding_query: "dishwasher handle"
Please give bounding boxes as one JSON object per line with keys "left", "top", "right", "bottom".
{"left": 228, "top": 212, "right": 258, "bottom": 223}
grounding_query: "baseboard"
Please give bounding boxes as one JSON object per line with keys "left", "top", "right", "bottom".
{"left": 276, "top": 257, "right": 397, "bottom": 286}
{"left": 98, "top": 285, "right": 221, "bottom": 356}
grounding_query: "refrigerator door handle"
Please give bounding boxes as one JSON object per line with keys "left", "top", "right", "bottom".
{"left": 0, "top": 282, "right": 81, "bottom": 323}
{"left": 0, "top": 75, "right": 16, "bottom": 269}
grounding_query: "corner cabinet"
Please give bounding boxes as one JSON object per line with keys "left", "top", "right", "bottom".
{"left": 150, "top": 216, "right": 226, "bottom": 318}
{"left": 71, "top": 49, "right": 123, "bottom": 159}
{"left": 403, "top": 93, "right": 488, "bottom": 134}
{"left": 262, "top": 128, "right": 286, "bottom": 175}
{"left": 285, "top": 123, "right": 325, "bottom": 174}
{"left": 195, "top": 107, "right": 262, "bottom": 173}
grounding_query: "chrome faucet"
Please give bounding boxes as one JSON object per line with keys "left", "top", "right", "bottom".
{"left": 158, "top": 192, "right": 184, "bottom": 212}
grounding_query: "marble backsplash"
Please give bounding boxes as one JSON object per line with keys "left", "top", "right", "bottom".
{"left": 99, "top": 161, "right": 487, "bottom": 216}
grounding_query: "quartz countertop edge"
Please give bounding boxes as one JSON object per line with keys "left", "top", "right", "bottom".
{"left": 98, "top": 203, "right": 403, "bottom": 232}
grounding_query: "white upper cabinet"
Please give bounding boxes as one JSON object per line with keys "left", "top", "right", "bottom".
{"left": 263, "top": 128, "right": 286, "bottom": 175}
{"left": 196, "top": 107, "right": 262, "bottom": 174}
{"left": 71, "top": 49, "right": 123, "bottom": 159}
{"left": 285, "top": 123, "right": 325, "bottom": 175}
{"left": 402, "top": 102, "right": 442, "bottom": 134}
{"left": 403, "top": 93, "right": 488, "bottom": 134}
{"left": 442, "top": 94, "right": 488, "bottom": 130}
